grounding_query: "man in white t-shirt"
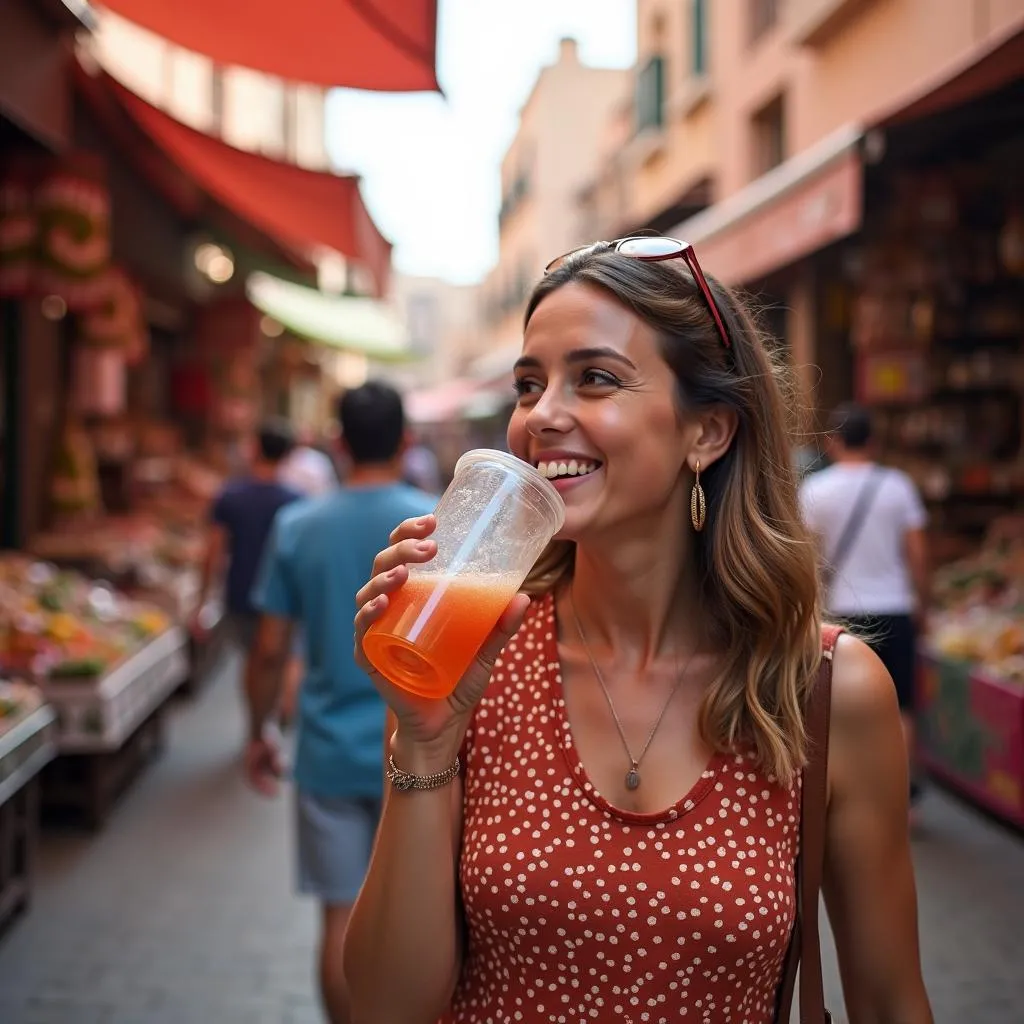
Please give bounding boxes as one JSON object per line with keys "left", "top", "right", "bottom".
{"left": 800, "top": 402, "right": 930, "bottom": 805}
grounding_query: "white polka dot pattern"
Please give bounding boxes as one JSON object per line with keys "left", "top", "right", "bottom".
{"left": 439, "top": 594, "right": 800, "bottom": 1024}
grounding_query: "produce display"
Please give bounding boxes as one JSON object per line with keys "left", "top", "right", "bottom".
{"left": 0, "top": 555, "right": 170, "bottom": 681}
{"left": 927, "top": 526, "right": 1024, "bottom": 685}
{"left": 0, "top": 679, "right": 45, "bottom": 741}
{"left": 30, "top": 451, "right": 222, "bottom": 619}
{"left": 918, "top": 520, "right": 1024, "bottom": 828}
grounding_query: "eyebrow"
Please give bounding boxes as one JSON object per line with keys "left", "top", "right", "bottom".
{"left": 513, "top": 346, "right": 638, "bottom": 373}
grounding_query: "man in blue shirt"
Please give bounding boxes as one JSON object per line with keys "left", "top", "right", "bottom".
{"left": 190, "top": 418, "right": 301, "bottom": 650}
{"left": 244, "top": 381, "right": 436, "bottom": 1024}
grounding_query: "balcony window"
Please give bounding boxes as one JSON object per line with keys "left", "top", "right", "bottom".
{"left": 635, "top": 55, "right": 665, "bottom": 133}
{"left": 748, "top": 0, "right": 781, "bottom": 44}
{"left": 692, "top": 0, "right": 707, "bottom": 76}
{"left": 751, "top": 94, "right": 786, "bottom": 178}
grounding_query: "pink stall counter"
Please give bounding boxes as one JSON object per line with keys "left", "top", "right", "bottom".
{"left": 917, "top": 648, "right": 1024, "bottom": 829}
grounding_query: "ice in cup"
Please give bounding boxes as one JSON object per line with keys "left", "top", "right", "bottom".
{"left": 362, "top": 449, "right": 565, "bottom": 699}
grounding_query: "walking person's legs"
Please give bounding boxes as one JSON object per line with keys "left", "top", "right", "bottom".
{"left": 848, "top": 614, "right": 921, "bottom": 805}
{"left": 296, "top": 792, "right": 382, "bottom": 1023}
{"left": 883, "top": 614, "right": 923, "bottom": 803}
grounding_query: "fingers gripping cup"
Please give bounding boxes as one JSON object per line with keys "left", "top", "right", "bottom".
{"left": 363, "top": 449, "right": 565, "bottom": 699}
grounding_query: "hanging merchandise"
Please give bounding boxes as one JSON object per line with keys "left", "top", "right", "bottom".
{"left": 33, "top": 153, "right": 111, "bottom": 312}
{"left": 71, "top": 347, "right": 127, "bottom": 418}
{"left": 0, "top": 151, "right": 112, "bottom": 309}
{"left": 78, "top": 265, "right": 150, "bottom": 364}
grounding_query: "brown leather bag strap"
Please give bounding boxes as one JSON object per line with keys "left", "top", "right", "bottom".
{"left": 775, "top": 626, "right": 841, "bottom": 1023}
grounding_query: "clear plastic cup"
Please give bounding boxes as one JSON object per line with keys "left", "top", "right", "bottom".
{"left": 362, "top": 449, "right": 565, "bottom": 699}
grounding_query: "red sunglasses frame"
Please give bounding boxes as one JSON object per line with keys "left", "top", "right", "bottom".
{"left": 544, "top": 236, "right": 732, "bottom": 350}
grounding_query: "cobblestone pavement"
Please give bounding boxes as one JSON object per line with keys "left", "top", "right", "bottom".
{"left": 0, "top": 663, "right": 1021, "bottom": 1023}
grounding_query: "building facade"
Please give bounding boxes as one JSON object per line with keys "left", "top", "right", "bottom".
{"left": 472, "top": 38, "right": 631, "bottom": 379}
{"left": 596, "top": 0, "right": 1023, "bottom": 242}
{"left": 91, "top": 9, "right": 329, "bottom": 170}
{"left": 388, "top": 273, "right": 481, "bottom": 389}
{"left": 578, "top": 0, "right": 1023, "bottom": 407}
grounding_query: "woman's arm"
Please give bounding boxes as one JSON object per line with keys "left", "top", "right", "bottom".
{"left": 823, "top": 633, "right": 933, "bottom": 1023}
{"left": 343, "top": 710, "right": 466, "bottom": 1024}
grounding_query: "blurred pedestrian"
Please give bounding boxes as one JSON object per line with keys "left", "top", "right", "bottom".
{"left": 402, "top": 430, "right": 441, "bottom": 492}
{"left": 276, "top": 428, "right": 340, "bottom": 726}
{"left": 800, "top": 401, "right": 930, "bottom": 806}
{"left": 344, "top": 241, "right": 931, "bottom": 1022}
{"left": 189, "top": 418, "right": 301, "bottom": 657}
{"left": 279, "top": 428, "right": 339, "bottom": 497}
{"left": 242, "top": 381, "right": 436, "bottom": 1024}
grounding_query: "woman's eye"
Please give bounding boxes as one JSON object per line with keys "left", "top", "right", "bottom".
{"left": 513, "top": 378, "right": 540, "bottom": 397}
{"left": 580, "top": 369, "right": 619, "bottom": 388}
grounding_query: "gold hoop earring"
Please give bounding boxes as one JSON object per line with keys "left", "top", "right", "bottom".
{"left": 690, "top": 461, "right": 706, "bottom": 533}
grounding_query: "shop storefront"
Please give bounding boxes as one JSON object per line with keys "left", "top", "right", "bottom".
{"left": 667, "top": 23, "right": 1024, "bottom": 827}
{"left": 847, "top": 35, "right": 1024, "bottom": 827}
{"left": 0, "top": 0, "right": 93, "bottom": 929}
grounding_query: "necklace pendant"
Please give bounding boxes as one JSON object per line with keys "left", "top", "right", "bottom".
{"left": 625, "top": 764, "right": 641, "bottom": 791}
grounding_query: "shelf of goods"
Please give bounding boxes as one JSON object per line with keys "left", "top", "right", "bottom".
{"left": 919, "top": 526, "right": 1024, "bottom": 828}
{"left": 0, "top": 683, "right": 59, "bottom": 934}
{"left": 0, "top": 556, "right": 188, "bottom": 828}
{"left": 851, "top": 166, "right": 1024, "bottom": 564}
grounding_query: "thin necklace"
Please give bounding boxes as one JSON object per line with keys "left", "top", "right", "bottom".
{"left": 567, "top": 590, "right": 697, "bottom": 792}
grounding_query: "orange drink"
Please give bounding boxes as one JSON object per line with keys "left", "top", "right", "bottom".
{"left": 363, "top": 574, "right": 518, "bottom": 699}
{"left": 361, "top": 449, "right": 564, "bottom": 699}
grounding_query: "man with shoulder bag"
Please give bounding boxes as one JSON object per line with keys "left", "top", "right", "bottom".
{"left": 800, "top": 403, "right": 930, "bottom": 812}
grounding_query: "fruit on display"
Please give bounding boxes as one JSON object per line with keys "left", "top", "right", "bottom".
{"left": 0, "top": 556, "right": 170, "bottom": 680}
{"left": 0, "top": 679, "right": 46, "bottom": 740}
{"left": 928, "top": 527, "right": 1024, "bottom": 684}
{"left": 30, "top": 446, "right": 223, "bottom": 619}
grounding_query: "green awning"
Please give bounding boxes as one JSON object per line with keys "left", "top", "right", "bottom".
{"left": 246, "top": 272, "right": 415, "bottom": 362}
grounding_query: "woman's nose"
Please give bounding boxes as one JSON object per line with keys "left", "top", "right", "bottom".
{"left": 525, "top": 384, "right": 574, "bottom": 436}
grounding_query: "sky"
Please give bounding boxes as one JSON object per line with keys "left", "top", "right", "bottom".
{"left": 325, "top": 0, "right": 637, "bottom": 287}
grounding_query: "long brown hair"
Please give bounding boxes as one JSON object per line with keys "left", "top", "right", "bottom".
{"left": 520, "top": 246, "right": 823, "bottom": 783}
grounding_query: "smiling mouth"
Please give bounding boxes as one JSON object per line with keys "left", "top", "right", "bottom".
{"left": 536, "top": 458, "right": 602, "bottom": 481}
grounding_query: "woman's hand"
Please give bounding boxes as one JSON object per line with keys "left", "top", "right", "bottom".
{"left": 354, "top": 514, "right": 530, "bottom": 759}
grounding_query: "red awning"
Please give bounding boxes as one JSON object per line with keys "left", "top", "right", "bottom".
{"left": 102, "top": 76, "right": 391, "bottom": 295}
{"left": 97, "top": 0, "right": 440, "bottom": 92}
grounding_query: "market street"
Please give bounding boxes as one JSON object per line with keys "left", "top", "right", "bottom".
{"left": 0, "top": 663, "right": 1022, "bottom": 1024}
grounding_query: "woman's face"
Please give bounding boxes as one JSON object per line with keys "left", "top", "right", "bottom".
{"left": 508, "top": 282, "right": 701, "bottom": 542}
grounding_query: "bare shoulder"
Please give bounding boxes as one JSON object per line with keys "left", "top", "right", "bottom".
{"left": 826, "top": 631, "right": 907, "bottom": 796}
{"left": 829, "top": 631, "right": 901, "bottom": 734}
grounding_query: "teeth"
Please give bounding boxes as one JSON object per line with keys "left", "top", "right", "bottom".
{"left": 538, "top": 460, "right": 598, "bottom": 479}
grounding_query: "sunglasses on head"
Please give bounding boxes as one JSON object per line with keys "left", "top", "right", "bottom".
{"left": 544, "top": 236, "right": 731, "bottom": 351}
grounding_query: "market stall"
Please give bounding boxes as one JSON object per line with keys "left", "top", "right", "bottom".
{"left": 0, "top": 555, "right": 188, "bottom": 828}
{"left": 0, "top": 681, "right": 57, "bottom": 932}
{"left": 920, "top": 520, "right": 1024, "bottom": 828}
{"left": 851, "top": 161, "right": 1024, "bottom": 565}
{"left": 838, "top": 75, "right": 1024, "bottom": 826}
{"left": 26, "top": 416, "right": 226, "bottom": 696}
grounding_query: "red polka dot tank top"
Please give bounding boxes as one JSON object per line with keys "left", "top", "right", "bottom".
{"left": 440, "top": 593, "right": 800, "bottom": 1024}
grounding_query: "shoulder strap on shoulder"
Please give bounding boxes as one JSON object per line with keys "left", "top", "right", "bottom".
{"left": 774, "top": 626, "right": 841, "bottom": 1023}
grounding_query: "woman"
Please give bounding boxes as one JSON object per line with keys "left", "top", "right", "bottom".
{"left": 344, "top": 239, "right": 932, "bottom": 1023}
